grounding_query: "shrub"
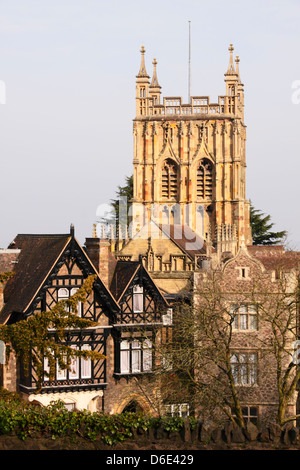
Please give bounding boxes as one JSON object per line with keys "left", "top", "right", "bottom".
{"left": 0, "top": 389, "right": 195, "bottom": 444}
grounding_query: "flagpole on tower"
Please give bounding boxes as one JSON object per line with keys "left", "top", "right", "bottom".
{"left": 188, "top": 20, "right": 191, "bottom": 104}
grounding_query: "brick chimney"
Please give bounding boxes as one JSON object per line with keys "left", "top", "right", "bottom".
{"left": 84, "top": 237, "right": 116, "bottom": 289}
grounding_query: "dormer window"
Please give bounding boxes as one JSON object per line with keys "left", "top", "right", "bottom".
{"left": 57, "top": 288, "right": 69, "bottom": 300}
{"left": 133, "top": 285, "right": 143, "bottom": 313}
{"left": 57, "top": 287, "right": 82, "bottom": 316}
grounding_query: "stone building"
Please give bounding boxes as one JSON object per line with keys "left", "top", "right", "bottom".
{"left": 193, "top": 244, "right": 300, "bottom": 425}
{"left": 0, "top": 43, "right": 299, "bottom": 427}
{"left": 102, "top": 44, "right": 252, "bottom": 301}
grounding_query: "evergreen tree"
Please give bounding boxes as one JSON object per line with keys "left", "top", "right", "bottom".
{"left": 100, "top": 175, "right": 133, "bottom": 233}
{"left": 110, "top": 174, "right": 133, "bottom": 226}
{"left": 250, "top": 202, "right": 287, "bottom": 246}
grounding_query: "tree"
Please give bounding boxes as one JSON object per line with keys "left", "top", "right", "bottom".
{"left": 152, "top": 257, "right": 300, "bottom": 428}
{"left": 101, "top": 175, "right": 133, "bottom": 231}
{"left": 250, "top": 202, "right": 287, "bottom": 245}
{"left": 0, "top": 275, "right": 105, "bottom": 390}
{"left": 158, "top": 271, "right": 248, "bottom": 427}
{"left": 0, "top": 272, "right": 14, "bottom": 283}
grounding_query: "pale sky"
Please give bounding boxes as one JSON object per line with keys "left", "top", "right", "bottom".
{"left": 0, "top": 0, "right": 299, "bottom": 249}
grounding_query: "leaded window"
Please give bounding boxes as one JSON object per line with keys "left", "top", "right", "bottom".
{"left": 230, "top": 352, "right": 258, "bottom": 385}
{"left": 231, "top": 304, "right": 258, "bottom": 331}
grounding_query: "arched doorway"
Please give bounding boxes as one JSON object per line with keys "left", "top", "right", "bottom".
{"left": 114, "top": 394, "right": 152, "bottom": 415}
{"left": 122, "top": 400, "right": 144, "bottom": 413}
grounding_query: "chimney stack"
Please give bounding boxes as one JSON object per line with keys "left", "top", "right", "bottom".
{"left": 85, "top": 228, "right": 116, "bottom": 289}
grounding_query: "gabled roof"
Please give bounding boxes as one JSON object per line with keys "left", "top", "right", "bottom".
{"left": 110, "top": 260, "right": 169, "bottom": 307}
{"left": 122, "top": 220, "right": 210, "bottom": 262}
{"left": 247, "top": 245, "right": 300, "bottom": 271}
{"left": 1, "top": 234, "right": 71, "bottom": 323}
{"left": 0, "top": 232, "right": 119, "bottom": 324}
{"left": 110, "top": 261, "right": 140, "bottom": 301}
{"left": 161, "top": 224, "right": 211, "bottom": 260}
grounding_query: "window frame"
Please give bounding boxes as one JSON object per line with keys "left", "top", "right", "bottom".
{"left": 164, "top": 403, "right": 190, "bottom": 418}
{"left": 230, "top": 352, "right": 258, "bottom": 386}
{"left": 231, "top": 303, "right": 258, "bottom": 331}
{"left": 133, "top": 285, "right": 144, "bottom": 313}
{"left": 162, "top": 308, "right": 173, "bottom": 325}
{"left": 57, "top": 286, "right": 82, "bottom": 317}
{"left": 43, "top": 343, "right": 93, "bottom": 382}
{"left": 119, "top": 339, "right": 153, "bottom": 374}
{"left": 231, "top": 405, "right": 259, "bottom": 425}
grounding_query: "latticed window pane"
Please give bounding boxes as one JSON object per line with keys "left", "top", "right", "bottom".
{"left": 240, "top": 314, "right": 247, "bottom": 330}
{"left": 233, "top": 406, "right": 259, "bottom": 426}
{"left": 44, "top": 356, "right": 50, "bottom": 381}
{"left": 57, "top": 287, "right": 82, "bottom": 316}
{"left": 162, "top": 308, "right": 173, "bottom": 325}
{"left": 65, "top": 403, "right": 76, "bottom": 411}
{"left": 231, "top": 352, "right": 258, "bottom": 385}
{"left": 232, "top": 303, "right": 258, "bottom": 331}
{"left": 70, "top": 287, "right": 82, "bottom": 317}
{"left": 249, "top": 314, "right": 258, "bottom": 330}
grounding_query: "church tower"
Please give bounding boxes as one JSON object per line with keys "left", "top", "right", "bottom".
{"left": 131, "top": 44, "right": 252, "bottom": 254}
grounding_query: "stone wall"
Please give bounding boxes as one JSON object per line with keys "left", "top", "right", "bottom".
{"left": 1, "top": 421, "right": 300, "bottom": 450}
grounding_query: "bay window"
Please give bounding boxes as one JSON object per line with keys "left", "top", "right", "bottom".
{"left": 120, "top": 339, "right": 152, "bottom": 374}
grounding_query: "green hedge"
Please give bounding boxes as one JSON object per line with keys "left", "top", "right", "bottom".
{"left": 0, "top": 389, "right": 196, "bottom": 445}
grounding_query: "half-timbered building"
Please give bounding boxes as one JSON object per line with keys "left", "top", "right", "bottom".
{"left": 104, "top": 260, "right": 171, "bottom": 414}
{"left": 0, "top": 226, "right": 170, "bottom": 414}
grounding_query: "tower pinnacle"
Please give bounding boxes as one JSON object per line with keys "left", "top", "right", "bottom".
{"left": 150, "top": 58, "right": 160, "bottom": 87}
{"left": 235, "top": 55, "right": 241, "bottom": 81}
{"left": 226, "top": 43, "right": 235, "bottom": 74}
{"left": 137, "top": 45, "right": 149, "bottom": 78}
{"left": 149, "top": 58, "right": 161, "bottom": 105}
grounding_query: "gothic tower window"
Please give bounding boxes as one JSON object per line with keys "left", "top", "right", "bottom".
{"left": 161, "top": 159, "right": 178, "bottom": 200}
{"left": 197, "top": 159, "right": 213, "bottom": 200}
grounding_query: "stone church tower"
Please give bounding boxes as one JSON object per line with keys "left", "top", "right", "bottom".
{"left": 131, "top": 44, "right": 252, "bottom": 255}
